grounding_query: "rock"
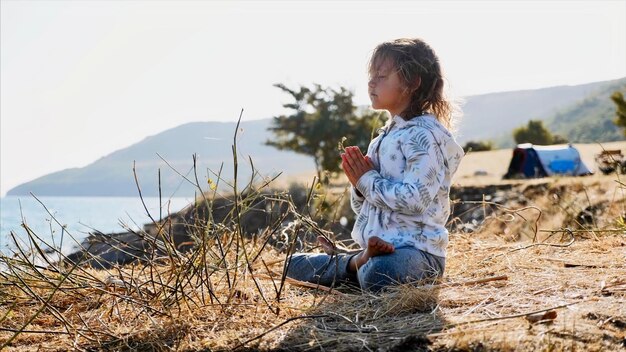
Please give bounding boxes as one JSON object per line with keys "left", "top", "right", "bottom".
{"left": 64, "top": 187, "right": 308, "bottom": 269}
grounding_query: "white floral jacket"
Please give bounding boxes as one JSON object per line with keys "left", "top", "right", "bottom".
{"left": 351, "top": 114, "right": 464, "bottom": 258}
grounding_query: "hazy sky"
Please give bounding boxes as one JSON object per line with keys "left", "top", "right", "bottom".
{"left": 1, "top": 0, "right": 625, "bottom": 196}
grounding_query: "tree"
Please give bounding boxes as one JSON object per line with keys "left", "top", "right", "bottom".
{"left": 610, "top": 91, "right": 626, "bottom": 137}
{"left": 266, "top": 83, "right": 384, "bottom": 183}
{"left": 552, "top": 134, "right": 569, "bottom": 144}
{"left": 512, "top": 120, "right": 568, "bottom": 145}
{"left": 462, "top": 140, "right": 493, "bottom": 153}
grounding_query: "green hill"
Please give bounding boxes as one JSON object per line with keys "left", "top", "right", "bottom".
{"left": 546, "top": 79, "right": 626, "bottom": 142}
{"left": 458, "top": 78, "right": 626, "bottom": 148}
{"left": 457, "top": 80, "right": 616, "bottom": 144}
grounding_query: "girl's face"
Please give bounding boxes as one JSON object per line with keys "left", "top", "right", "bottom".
{"left": 368, "top": 58, "right": 412, "bottom": 117}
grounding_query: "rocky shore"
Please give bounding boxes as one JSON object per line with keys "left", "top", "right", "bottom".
{"left": 64, "top": 183, "right": 542, "bottom": 269}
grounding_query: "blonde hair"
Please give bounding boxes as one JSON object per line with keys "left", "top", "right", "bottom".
{"left": 368, "top": 38, "right": 455, "bottom": 130}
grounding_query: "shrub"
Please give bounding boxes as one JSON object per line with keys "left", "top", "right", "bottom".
{"left": 462, "top": 140, "right": 493, "bottom": 153}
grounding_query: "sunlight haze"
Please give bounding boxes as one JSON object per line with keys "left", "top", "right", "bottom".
{"left": 1, "top": 0, "right": 625, "bottom": 195}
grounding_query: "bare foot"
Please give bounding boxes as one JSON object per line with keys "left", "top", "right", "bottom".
{"left": 349, "top": 236, "right": 394, "bottom": 272}
{"left": 317, "top": 235, "right": 338, "bottom": 255}
{"left": 317, "top": 235, "right": 357, "bottom": 255}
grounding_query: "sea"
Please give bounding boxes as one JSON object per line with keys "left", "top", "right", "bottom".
{"left": 0, "top": 195, "right": 192, "bottom": 256}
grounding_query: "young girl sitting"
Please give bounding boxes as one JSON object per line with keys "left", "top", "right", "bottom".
{"left": 286, "top": 38, "right": 464, "bottom": 293}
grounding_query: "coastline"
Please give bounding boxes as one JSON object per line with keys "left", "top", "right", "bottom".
{"left": 0, "top": 195, "right": 192, "bottom": 256}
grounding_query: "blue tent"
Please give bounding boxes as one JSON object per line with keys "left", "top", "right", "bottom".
{"left": 504, "top": 143, "right": 592, "bottom": 179}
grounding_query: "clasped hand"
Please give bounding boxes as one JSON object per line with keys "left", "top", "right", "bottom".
{"left": 341, "top": 146, "right": 374, "bottom": 188}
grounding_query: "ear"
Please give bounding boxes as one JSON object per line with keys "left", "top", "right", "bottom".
{"left": 412, "top": 76, "right": 422, "bottom": 91}
{"left": 403, "top": 77, "right": 421, "bottom": 97}
{"left": 402, "top": 76, "right": 422, "bottom": 96}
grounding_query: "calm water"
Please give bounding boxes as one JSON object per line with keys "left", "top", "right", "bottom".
{"left": 0, "top": 196, "right": 192, "bottom": 255}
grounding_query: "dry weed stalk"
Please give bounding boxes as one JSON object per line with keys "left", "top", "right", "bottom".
{"left": 1, "top": 129, "right": 625, "bottom": 350}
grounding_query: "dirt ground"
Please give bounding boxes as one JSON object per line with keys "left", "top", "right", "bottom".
{"left": 453, "top": 141, "right": 626, "bottom": 186}
{"left": 1, "top": 143, "right": 624, "bottom": 351}
{"left": 431, "top": 173, "right": 626, "bottom": 351}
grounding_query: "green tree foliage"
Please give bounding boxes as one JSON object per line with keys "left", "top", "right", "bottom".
{"left": 462, "top": 140, "right": 493, "bottom": 153}
{"left": 610, "top": 91, "right": 626, "bottom": 137}
{"left": 513, "top": 120, "right": 568, "bottom": 145}
{"left": 267, "top": 83, "right": 384, "bottom": 182}
{"left": 552, "top": 134, "right": 569, "bottom": 144}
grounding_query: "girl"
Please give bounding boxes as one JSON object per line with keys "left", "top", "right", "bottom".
{"left": 286, "top": 38, "right": 464, "bottom": 293}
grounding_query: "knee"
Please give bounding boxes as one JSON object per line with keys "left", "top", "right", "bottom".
{"left": 285, "top": 253, "right": 310, "bottom": 276}
{"left": 358, "top": 257, "right": 400, "bottom": 293}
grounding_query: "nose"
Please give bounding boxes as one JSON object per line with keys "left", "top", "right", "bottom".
{"left": 368, "top": 77, "right": 376, "bottom": 88}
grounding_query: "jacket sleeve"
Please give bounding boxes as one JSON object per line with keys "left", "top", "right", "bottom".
{"left": 355, "top": 128, "right": 446, "bottom": 215}
{"left": 350, "top": 187, "right": 365, "bottom": 215}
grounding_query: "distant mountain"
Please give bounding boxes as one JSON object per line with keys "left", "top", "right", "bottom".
{"left": 546, "top": 79, "right": 626, "bottom": 143}
{"left": 457, "top": 78, "right": 625, "bottom": 146}
{"left": 8, "top": 78, "right": 625, "bottom": 197}
{"left": 7, "top": 119, "right": 315, "bottom": 197}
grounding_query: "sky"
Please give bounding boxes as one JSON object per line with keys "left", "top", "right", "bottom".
{"left": 1, "top": 0, "right": 625, "bottom": 196}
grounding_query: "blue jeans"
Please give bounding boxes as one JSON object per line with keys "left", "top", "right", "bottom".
{"left": 285, "top": 246, "right": 445, "bottom": 293}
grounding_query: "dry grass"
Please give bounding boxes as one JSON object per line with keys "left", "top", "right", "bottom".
{"left": 1, "top": 127, "right": 625, "bottom": 351}
{"left": 454, "top": 141, "right": 626, "bottom": 187}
